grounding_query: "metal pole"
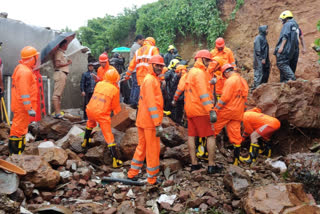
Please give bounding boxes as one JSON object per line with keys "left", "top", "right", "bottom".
{"left": 48, "top": 77, "right": 51, "bottom": 115}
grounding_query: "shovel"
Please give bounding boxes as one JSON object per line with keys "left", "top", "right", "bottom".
{"left": 0, "top": 159, "right": 26, "bottom": 175}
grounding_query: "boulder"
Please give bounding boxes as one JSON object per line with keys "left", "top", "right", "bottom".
{"left": 38, "top": 145, "right": 68, "bottom": 166}
{"left": 6, "top": 155, "right": 60, "bottom": 189}
{"left": 0, "top": 169, "right": 19, "bottom": 194}
{"left": 161, "top": 158, "right": 182, "bottom": 172}
{"left": 120, "top": 127, "right": 166, "bottom": 160}
{"left": 223, "top": 165, "right": 250, "bottom": 198}
{"left": 37, "top": 116, "right": 73, "bottom": 140}
{"left": 55, "top": 125, "right": 84, "bottom": 149}
{"left": 93, "top": 128, "right": 125, "bottom": 146}
{"left": 0, "top": 122, "right": 9, "bottom": 140}
{"left": 243, "top": 183, "right": 320, "bottom": 214}
{"left": 161, "top": 125, "right": 188, "bottom": 147}
{"left": 111, "top": 103, "right": 136, "bottom": 132}
{"left": 164, "top": 143, "right": 190, "bottom": 164}
{"left": 85, "top": 144, "right": 112, "bottom": 165}
{"left": 252, "top": 79, "right": 320, "bottom": 128}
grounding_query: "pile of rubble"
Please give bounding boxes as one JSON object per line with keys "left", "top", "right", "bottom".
{"left": 0, "top": 103, "right": 319, "bottom": 214}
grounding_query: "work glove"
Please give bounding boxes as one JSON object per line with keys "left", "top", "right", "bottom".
{"left": 209, "top": 77, "right": 217, "bottom": 85}
{"left": 209, "top": 110, "right": 217, "bottom": 123}
{"left": 155, "top": 126, "right": 163, "bottom": 137}
{"left": 171, "top": 100, "right": 177, "bottom": 107}
{"left": 28, "top": 109, "right": 36, "bottom": 117}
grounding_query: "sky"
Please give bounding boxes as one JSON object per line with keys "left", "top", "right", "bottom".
{"left": 2, "top": 0, "right": 158, "bottom": 31}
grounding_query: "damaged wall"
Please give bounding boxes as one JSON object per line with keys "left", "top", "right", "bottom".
{"left": 0, "top": 17, "right": 88, "bottom": 114}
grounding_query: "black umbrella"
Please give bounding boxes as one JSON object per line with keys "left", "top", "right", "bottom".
{"left": 40, "top": 32, "right": 76, "bottom": 64}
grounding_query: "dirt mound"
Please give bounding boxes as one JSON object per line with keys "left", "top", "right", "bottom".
{"left": 222, "top": 0, "right": 320, "bottom": 86}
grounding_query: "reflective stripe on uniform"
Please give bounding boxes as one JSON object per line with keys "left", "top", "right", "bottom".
{"left": 131, "top": 165, "right": 142, "bottom": 170}
{"left": 148, "top": 107, "right": 157, "bottom": 112}
{"left": 200, "top": 93, "right": 209, "bottom": 99}
{"left": 216, "top": 105, "right": 222, "bottom": 110}
{"left": 202, "top": 100, "right": 212, "bottom": 106}
{"left": 147, "top": 172, "right": 159, "bottom": 178}
{"left": 151, "top": 114, "right": 159, "bottom": 119}
{"left": 132, "top": 158, "right": 144, "bottom": 164}
{"left": 147, "top": 165, "right": 159, "bottom": 172}
{"left": 23, "top": 101, "right": 31, "bottom": 105}
{"left": 21, "top": 94, "right": 30, "bottom": 99}
{"left": 176, "top": 89, "right": 183, "bottom": 93}
{"left": 136, "top": 62, "right": 150, "bottom": 68}
{"left": 218, "top": 100, "right": 226, "bottom": 105}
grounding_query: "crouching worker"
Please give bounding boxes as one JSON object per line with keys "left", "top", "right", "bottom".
{"left": 82, "top": 68, "right": 122, "bottom": 168}
{"left": 240, "top": 107, "right": 280, "bottom": 164}
{"left": 127, "top": 55, "right": 165, "bottom": 185}
{"left": 9, "top": 46, "right": 39, "bottom": 155}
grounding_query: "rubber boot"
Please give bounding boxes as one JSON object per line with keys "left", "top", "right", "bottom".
{"left": 108, "top": 143, "right": 123, "bottom": 168}
{"left": 196, "top": 137, "right": 208, "bottom": 160}
{"left": 8, "top": 136, "right": 26, "bottom": 155}
{"left": 81, "top": 127, "right": 93, "bottom": 150}
{"left": 240, "top": 143, "right": 259, "bottom": 164}
{"left": 262, "top": 141, "right": 272, "bottom": 158}
{"left": 233, "top": 144, "right": 241, "bottom": 166}
{"left": 257, "top": 138, "right": 265, "bottom": 154}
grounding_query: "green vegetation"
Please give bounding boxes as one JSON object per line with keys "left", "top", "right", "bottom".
{"left": 77, "top": 0, "right": 244, "bottom": 57}
{"left": 315, "top": 20, "right": 320, "bottom": 64}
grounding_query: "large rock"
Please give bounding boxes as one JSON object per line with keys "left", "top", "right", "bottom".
{"left": 111, "top": 103, "right": 136, "bottom": 132}
{"left": 163, "top": 143, "right": 190, "bottom": 164}
{"left": 0, "top": 169, "right": 19, "bottom": 194}
{"left": 93, "top": 128, "right": 125, "bottom": 146}
{"left": 161, "top": 125, "right": 188, "bottom": 147}
{"left": 161, "top": 158, "right": 182, "bottom": 172}
{"left": 120, "top": 127, "right": 166, "bottom": 161}
{"left": 85, "top": 144, "right": 112, "bottom": 165}
{"left": 243, "top": 183, "right": 320, "bottom": 214}
{"left": 285, "top": 153, "right": 320, "bottom": 203}
{"left": 252, "top": 79, "right": 320, "bottom": 128}
{"left": 223, "top": 165, "right": 250, "bottom": 198}
{"left": 37, "top": 116, "right": 73, "bottom": 140}
{"left": 6, "top": 155, "right": 60, "bottom": 189}
{"left": 0, "top": 122, "right": 9, "bottom": 140}
{"left": 38, "top": 146, "right": 68, "bottom": 166}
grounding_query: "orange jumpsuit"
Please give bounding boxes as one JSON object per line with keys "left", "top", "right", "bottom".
{"left": 173, "top": 72, "right": 187, "bottom": 101}
{"left": 85, "top": 80, "right": 121, "bottom": 144}
{"left": 97, "top": 64, "right": 116, "bottom": 82}
{"left": 10, "top": 63, "right": 38, "bottom": 137}
{"left": 126, "top": 43, "right": 159, "bottom": 86}
{"left": 243, "top": 108, "right": 281, "bottom": 140}
{"left": 128, "top": 71, "right": 163, "bottom": 184}
{"left": 214, "top": 73, "right": 249, "bottom": 145}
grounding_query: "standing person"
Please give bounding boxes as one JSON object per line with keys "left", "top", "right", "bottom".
{"left": 0, "top": 42, "right": 4, "bottom": 95}
{"left": 9, "top": 46, "right": 39, "bottom": 155}
{"left": 274, "top": 10, "right": 299, "bottom": 82}
{"left": 184, "top": 50, "right": 219, "bottom": 174}
{"left": 127, "top": 55, "right": 165, "bottom": 185}
{"left": 164, "top": 45, "right": 175, "bottom": 67}
{"left": 80, "top": 62, "right": 96, "bottom": 120}
{"left": 125, "top": 37, "right": 160, "bottom": 106}
{"left": 96, "top": 54, "right": 116, "bottom": 82}
{"left": 82, "top": 68, "right": 123, "bottom": 168}
{"left": 213, "top": 64, "right": 249, "bottom": 166}
{"left": 129, "top": 35, "right": 144, "bottom": 109}
{"left": 211, "top": 37, "right": 236, "bottom": 68}
{"left": 52, "top": 40, "right": 72, "bottom": 119}
{"left": 240, "top": 107, "right": 281, "bottom": 164}
{"left": 252, "top": 25, "right": 270, "bottom": 90}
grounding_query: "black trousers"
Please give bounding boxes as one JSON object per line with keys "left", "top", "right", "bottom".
{"left": 83, "top": 92, "right": 93, "bottom": 120}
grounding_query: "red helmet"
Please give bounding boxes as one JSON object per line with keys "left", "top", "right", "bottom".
{"left": 99, "top": 54, "right": 108, "bottom": 63}
{"left": 149, "top": 55, "right": 165, "bottom": 65}
{"left": 104, "top": 68, "right": 120, "bottom": 83}
{"left": 221, "top": 64, "right": 234, "bottom": 74}
{"left": 215, "top": 37, "right": 225, "bottom": 48}
{"left": 194, "top": 50, "right": 212, "bottom": 60}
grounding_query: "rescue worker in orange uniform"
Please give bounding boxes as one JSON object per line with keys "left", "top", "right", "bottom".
{"left": 184, "top": 50, "right": 220, "bottom": 174}
{"left": 127, "top": 55, "right": 164, "bottom": 185}
{"left": 213, "top": 64, "right": 249, "bottom": 166}
{"left": 211, "top": 37, "right": 236, "bottom": 67}
{"left": 9, "top": 46, "right": 39, "bottom": 155}
{"left": 95, "top": 54, "right": 116, "bottom": 82}
{"left": 240, "top": 107, "right": 281, "bottom": 163}
{"left": 207, "top": 56, "right": 227, "bottom": 102}
{"left": 125, "top": 37, "right": 160, "bottom": 106}
{"left": 82, "top": 68, "right": 122, "bottom": 168}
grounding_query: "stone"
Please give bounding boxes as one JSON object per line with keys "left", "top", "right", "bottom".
{"left": 0, "top": 169, "right": 19, "bottom": 194}
{"left": 111, "top": 103, "right": 136, "bottom": 132}
{"left": 38, "top": 146, "right": 68, "bottom": 166}
{"left": 55, "top": 125, "right": 84, "bottom": 149}
{"left": 37, "top": 116, "right": 73, "bottom": 140}
{"left": 160, "top": 125, "right": 188, "bottom": 147}
{"left": 161, "top": 117, "right": 176, "bottom": 128}
{"left": 93, "top": 128, "right": 125, "bottom": 146}
{"left": 0, "top": 122, "right": 9, "bottom": 140}
{"left": 65, "top": 149, "right": 82, "bottom": 161}
{"left": 135, "top": 206, "right": 154, "bottom": 214}
{"left": 186, "top": 197, "right": 204, "bottom": 208}
{"left": 179, "top": 190, "right": 190, "bottom": 202}
{"left": 117, "top": 200, "right": 135, "bottom": 214}
{"left": 223, "top": 165, "right": 250, "bottom": 197}
{"left": 232, "top": 200, "right": 241, "bottom": 208}
{"left": 0, "top": 194, "right": 20, "bottom": 213}
{"left": 77, "top": 167, "right": 92, "bottom": 181}
{"left": 20, "top": 181, "right": 34, "bottom": 198}
{"left": 104, "top": 207, "right": 117, "bottom": 214}
{"left": 74, "top": 203, "right": 104, "bottom": 214}
{"left": 160, "top": 202, "right": 172, "bottom": 210}
{"left": 6, "top": 155, "right": 60, "bottom": 189}
{"left": 41, "top": 192, "right": 53, "bottom": 201}
{"left": 161, "top": 158, "right": 182, "bottom": 172}
{"left": 243, "top": 183, "right": 320, "bottom": 214}
{"left": 8, "top": 188, "right": 25, "bottom": 203}
{"left": 164, "top": 143, "right": 190, "bottom": 164}
{"left": 207, "top": 197, "right": 219, "bottom": 207}
{"left": 85, "top": 144, "right": 109, "bottom": 165}
{"left": 199, "top": 203, "right": 208, "bottom": 212}
{"left": 172, "top": 203, "right": 184, "bottom": 212}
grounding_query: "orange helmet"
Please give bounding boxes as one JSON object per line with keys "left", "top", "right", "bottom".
{"left": 212, "top": 56, "right": 225, "bottom": 68}
{"left": 194, "top": 50, "right": 212, "bottom": 60}
{"left": 144, "top": 37, "right": 156, "bottom": 46}
{"left": 215, "top": 37, "right": 225, "bottom": 48}
{"left": 221, "top": 64, "right": 234, "bottom": 74}
{"left": 99, "top": 54, "right": 109, "bottom": 63}
{"left": 104, "top": 68, "right": 120, "bottom": 83}
{"left": 175, "top": 65, "right": 187, "bottom": 73}
{"left": 21, "top": 46, "right": 39, "bottom": 59}
{"left": 149, "top": 55, "right": 165, "bottom": 65}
